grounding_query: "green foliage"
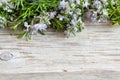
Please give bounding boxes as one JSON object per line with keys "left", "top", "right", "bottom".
{"left": 107, "top": 0, "right": 120, "bottom": 25}
{"left": 9, "top": 0, "right": 60, "bottom": 29}
{"left": 1, "top": 0, "right": 120, "bottom": 40}
{"left": 0, "top": 0, "right": 61, "bottom": 40}
{"left": 50, "top": 18, "right": 68, "bottom": 31}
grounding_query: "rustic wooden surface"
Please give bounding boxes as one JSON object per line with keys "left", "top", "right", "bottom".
{"left": 0, "top": 71, "right": 120, "bottom": 80}
{"left": 0, "top": 23, "right": 120, "bottom": 79}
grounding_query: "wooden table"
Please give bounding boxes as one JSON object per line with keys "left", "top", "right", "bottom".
{"left": 0, "top": 23, "right": 120, "bottom": 80}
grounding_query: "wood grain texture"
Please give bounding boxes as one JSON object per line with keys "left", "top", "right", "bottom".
{"left": 0, "top": 23, "right": 120, "bottom": 80}
{"left": 0, "top": 24, "right": 120, "bottom": 74}
{"left": 0, "top": 70, "right": 120, "bottom": 80}
{"left": 0, "top": 1, "right": 120, "bottom": 79}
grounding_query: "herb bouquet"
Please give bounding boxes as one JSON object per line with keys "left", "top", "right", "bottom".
{"left": 0, "top": 0, "right": 85, "bottom": 40}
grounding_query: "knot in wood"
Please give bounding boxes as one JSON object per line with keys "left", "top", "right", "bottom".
{"left": 0, "top": 52, "right": 13, "bottom": 61}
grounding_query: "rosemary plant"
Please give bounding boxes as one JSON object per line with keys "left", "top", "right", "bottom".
{"left": 0, "top": 0, "right": 120, "bottom": 40}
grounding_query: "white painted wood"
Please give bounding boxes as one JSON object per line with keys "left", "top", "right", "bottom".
{"left": 0, "top": 23, "right": 120, "bottom": 74}
{"left": 0, "top": 1, "right": 120, "bottom": 79}
{"left": 0, "top": 70, "right": 120, "bottom": 80}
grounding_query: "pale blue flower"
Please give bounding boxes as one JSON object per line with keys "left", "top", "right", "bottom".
{"left": 74, "top": 27, "right": 78, "bottom": 32}
{"left": 70, "top": 19, "right": 76, "bottom": 26}
{"left": 83, "top": 0, "right": 89, "bottom": 7}
{"left": 24, "top": 22, "right": 30, "bottom": 28}
{"left": 73, "top": 14, "right": 77, "bottom": 20}
{"left": 34, "top": 24, "right": 47, "bottom": 31}
{"left": 58, "top": 0, "right": 68, "bottom": 9}
{"left": 50, "top": 11, "right": 57, "bottom": 19}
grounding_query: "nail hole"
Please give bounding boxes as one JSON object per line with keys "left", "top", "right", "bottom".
{"left": 63, "top": 70, "right": 67, "bottom": 72}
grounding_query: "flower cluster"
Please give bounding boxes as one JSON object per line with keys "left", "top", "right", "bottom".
{"left": 85, "top": 0, "right": 109, "bottom": 23}
{"left": 24, "top": 11, "right": 50, "bottom": 35}
{"left": 49, "top": 0, "right": 84, "bottom": 37}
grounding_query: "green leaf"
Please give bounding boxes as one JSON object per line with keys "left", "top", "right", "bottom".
{"left": 38, "top": 30, "right": 45, "bottom": 35}
{"left": 17, "top": 31, "right": 27, "bottom": 39}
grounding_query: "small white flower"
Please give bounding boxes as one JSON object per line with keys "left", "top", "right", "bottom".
{"left": 73, "top": 14, "right": 77, "bottom": 20}
{"left": 7, "top": 9, "right": 12, "bottom": 12}
{"left": 76, "top": 8, "right": 81, "bottom": 15}
{"left": 74, "top": 27, "right": 78, "bottom": 32}
{"left": 70, "top": 19, "right": 76, "bottom": 26}
{"left": 3, "top": 5, "right": 12, "bottom": 12}
{"left": 50, "top": 11, "right": 57, "bottom": 19}
{"left": 24, "top": 22, "right": 30, "bottom": 28}
{"left": 59, "top": 16, "right": 64, "bottom": 21}
{"left": 58, "top": 0, "right": 68, "bottom": 9}
{"left": 83, "top": 0, "right": 89, "bottom": 7}
{"left": 78, "top": 18, "right": 82, "bottom": 23}
{"left": 34, "top": 24, "right": 47, "bottom": 31}
{"left": 69, "top": 11, "right": 73, "bottom": 15}
{"left": 93, "top": 0, "right": 102, "bottom": 9}
{"left": 85, "top": 11, "right": 91, "bottom": 19}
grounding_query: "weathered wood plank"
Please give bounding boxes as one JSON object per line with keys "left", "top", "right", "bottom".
{"left": 0, "top": 24, "right": 120, "bottom": 74}
{"left": 0, "top": 70, "right": 120, "bottom": 80}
